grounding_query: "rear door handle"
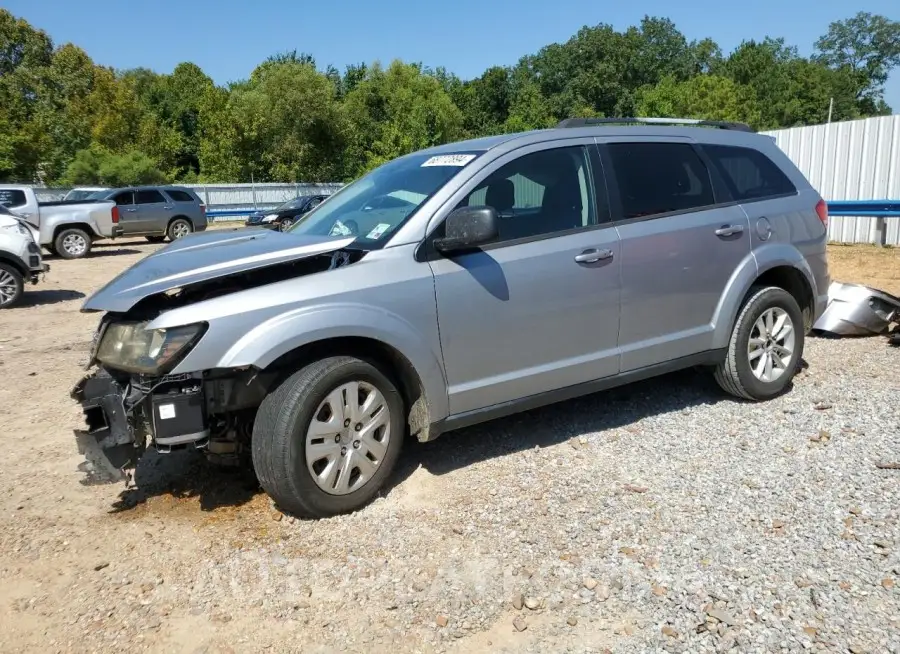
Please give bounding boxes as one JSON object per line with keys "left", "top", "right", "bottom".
{"left": 574, "top": 248, "right": 614, "bottom": 264}
{"left": 715, "top": 224, "right": 744, "bottom": 237}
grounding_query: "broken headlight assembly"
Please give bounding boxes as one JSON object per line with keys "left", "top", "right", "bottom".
{"left": 95, "top": 321, "right": 207, "bottom": 374}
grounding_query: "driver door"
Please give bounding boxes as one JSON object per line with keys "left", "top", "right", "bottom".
{"left": 426, "top": 141, "right": 622, "bottom": 416}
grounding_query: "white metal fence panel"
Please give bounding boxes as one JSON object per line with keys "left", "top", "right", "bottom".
{"left": 762, "top": 115, "right": 900, "bottom": 245}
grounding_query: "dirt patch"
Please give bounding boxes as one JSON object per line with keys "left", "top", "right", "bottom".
{"left": 0, "top": 238, "right": 897, "bottom": 653}
{"left": 827, "top": 243, "right": 900, "bottom": 295}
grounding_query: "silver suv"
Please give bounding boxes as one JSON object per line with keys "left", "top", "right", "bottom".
{"left": 72, "top": 117, "right": 830, "bottom": 518}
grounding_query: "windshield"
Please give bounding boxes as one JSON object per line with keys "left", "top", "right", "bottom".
{"left": 285, "top": 151, "right": 482, "bottom": 248}
{"left": 85, "top": 191, "right": 109, "bottom": 200}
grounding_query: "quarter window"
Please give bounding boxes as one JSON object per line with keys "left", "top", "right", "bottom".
{"left": 703, "top": 144, "right": 797, "bottom": 201}
{"left": 135, "top": 190, "right": 166, "bottom": 204}
{"left": 606, "top": 142, "right": 716, "bottom": 219}
{"left": 165, "top": 189, "right": 195, "bottom": 202}
{"left": 457, "top": 146, "right": 597, "bottom": 242}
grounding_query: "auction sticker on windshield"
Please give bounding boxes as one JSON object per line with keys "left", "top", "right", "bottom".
{"left": 421, "top": 154, "right": 476, "bottom": 167}
{"left": 366, "top": 223, "right": 391, "bottom": 239}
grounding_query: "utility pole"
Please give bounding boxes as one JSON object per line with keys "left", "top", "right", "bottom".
{"left": 827, "top": 97, "right": 834, "bottom": 123}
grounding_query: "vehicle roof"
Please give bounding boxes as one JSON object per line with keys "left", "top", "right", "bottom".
{"left": 421, "top": 122, "right": 771, "bottom": 157}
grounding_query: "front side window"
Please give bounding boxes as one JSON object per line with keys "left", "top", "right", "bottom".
{"left": 606, "top": 142, "right": 715, "bottom": 219}
{"left": 0, "top": 189, "right": 27, "bottom": 208}
{"left": 703, "top": 144, "right": 797, "bottom": 201}
{"left": 286, "top": 151, "right": 483, "bottom": 249}
{"left": 135, "top": 190, "right": 166, "bottom": 204}
{"left": 457, "top": 145, "right": 597, "bottom": 242}
{"left": 113, "top": 192, "right": 134, "bottom": 206}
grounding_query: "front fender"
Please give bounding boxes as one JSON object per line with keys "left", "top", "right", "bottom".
{"left": 710, "top": 244, "right": 816, "bottom": 349}
{"left": 217, "top": 303, "right": 450, "bottom": 420}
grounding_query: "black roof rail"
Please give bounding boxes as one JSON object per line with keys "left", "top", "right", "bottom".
{"left": 556, "top": 117, "right": 755, "bottom": 133}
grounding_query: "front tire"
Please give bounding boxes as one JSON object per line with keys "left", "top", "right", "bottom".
{"left": 714, "top": 286, "right": 804, "bottom": 401}
{"left": 0, "top": 263, "right": 24, "bottom": 308}
{"left": 252, "top": 356, "right": 405, "bottom": 518}
{"left": 54, "top": 227, "right": 92, "bottom": 259}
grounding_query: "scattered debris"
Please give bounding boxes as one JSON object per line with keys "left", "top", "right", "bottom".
{"left": 875, "top": 461, "right": 900, "bottom": 470}
{"left": 93, "top": 562, "right": 109, "bottom": 571}
{"left": 513, "top": 616, "right": 527, "bottom": 632}
{"left": 623, "top": 483, "right": 649, "bottom": 493}
{"left": 436, "top": 615, "right": 448, "bottom": 628}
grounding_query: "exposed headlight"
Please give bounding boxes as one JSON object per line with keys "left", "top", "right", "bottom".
{"left": 262, "top": 214, "right": 279, "bottom": 223}
{"left": 96, "top": 321, "right": 206, "bottom": 374}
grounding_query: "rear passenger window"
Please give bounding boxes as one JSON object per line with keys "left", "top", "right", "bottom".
{"left": 606, "top": 143, "right": 715, "bottom": 219}
{"left": 165, "top": 190, "right": 195, "bottom": 202}
{"left": 0, "top": 189, "right": 26, "bottom": 208}
{"left": 704, "top": 144, "right": 797, "bottom": 201}
{"left": 135, "top": 190, "right": 166, "bottom": 204}
{"left": 458, "top": 146, "right": 599, "bottom": 243}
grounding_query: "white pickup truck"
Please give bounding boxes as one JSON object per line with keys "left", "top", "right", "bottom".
{"left": 0, "top": 185, "right": 121, "bottom": 259}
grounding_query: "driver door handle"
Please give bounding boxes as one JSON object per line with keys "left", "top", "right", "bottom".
{"left": 715, "top": 224, "right": 744, "bottom": 237}
{"left": 574, "top": 248, "right": 614, "bottom": 264}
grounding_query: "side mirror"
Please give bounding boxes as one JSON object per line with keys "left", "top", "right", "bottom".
{"left": 433, "top": 206, "right": 499, "bottom": 254}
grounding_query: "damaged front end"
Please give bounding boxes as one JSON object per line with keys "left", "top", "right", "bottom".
{"left": 812, "top": 281, "right": 900, "bottom": 337}
{"left": 70, "top": 229, "right": 363, "bottom": 483}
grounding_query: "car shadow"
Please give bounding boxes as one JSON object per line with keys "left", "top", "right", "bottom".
{"left": 44, "top": 248, "right": 142, "bottom": 260}
{"left": 16, "top": 289, "right": 85, "bottom": 307}
{"left": 107, "top": 448, "right": 261, "bottom": 514}
{"left": 102, "top": 361, "right": 808, "bottom": 517}
{"left": 386, "top": 363, "right": 797, "bottom": 487}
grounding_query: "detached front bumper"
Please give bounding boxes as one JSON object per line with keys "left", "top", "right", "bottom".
{"left": 71, "top": 368, "right": 212, "bottom": 482}
{"left": 70, "top": 371, "right": 143, "bottom": 482}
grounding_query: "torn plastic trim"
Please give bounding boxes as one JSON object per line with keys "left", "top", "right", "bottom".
{"left": 70, "top": 370, "right": 143, "bottom": 483}
{"left": 812, "top": 281, "right": 900, "bottom": 336}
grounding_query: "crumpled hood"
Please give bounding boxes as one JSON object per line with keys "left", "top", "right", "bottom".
{"left": 82, "top": 228, "right": 356, "bottom": 313}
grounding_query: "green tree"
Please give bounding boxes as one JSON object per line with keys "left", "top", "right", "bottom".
{"left": 341, "top": 60, "right": 464, "bottom": 176}
{"left": 63, "top": 148, "right": 165, "bottom": 185}
{"left": 636, "top": 74, "right": 761, "bottom": 126}
{"left": 814, "top": 11, "right": 900, "bottom": 112}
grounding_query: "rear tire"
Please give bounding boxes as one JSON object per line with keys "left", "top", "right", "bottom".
{"left": 252, "top": 356, "right": 405, "bottom": 519}
{"left": 167, "top": 218, "right": 192, "bottom": 241}
{"left": 146, "top": 235, "right": 166, "bottom": 244}
{"left": 0, "top": 263, "right": 24, "bottom": 308}
{"left": 54, "top": 227, "right": 92, "bottom": 259}
{"left": 714, "top": 285, "right": 804, "bottom": 401}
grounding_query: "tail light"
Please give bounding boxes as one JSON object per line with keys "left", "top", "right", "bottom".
{"left": 111, "top": 205, "right": 119, "bottom": 224}
{"left": 200, "top": 204, "right": 206, "bottom": 215}
{"left": 815, "top": 199, "right": 828, "bottom": 227}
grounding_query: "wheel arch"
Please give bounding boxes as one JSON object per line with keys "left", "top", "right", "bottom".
{"left": 0, "top": 252, "right": 28, "bottom": 276}
{"left": 52, "top": 222, "right": 96, "bottom": 241}
{"left": 262, "top": 336, "right": 433, "bottom": 442}
{"left": 712, "top": 247, "right": 817, "bottom": 349}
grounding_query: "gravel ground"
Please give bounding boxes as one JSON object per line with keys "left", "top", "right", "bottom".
{"left": 0, "top": 235, "right": 898, "bottom": 653}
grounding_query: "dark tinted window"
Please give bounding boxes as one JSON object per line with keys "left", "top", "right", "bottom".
{"left": 458, "top": 146, "right": 597, "bottom": 242}
{"left": 135, "top": 189, "right": 166, "bottom": 204}
{"left": 0, "top": 189, "right": 27, "bottom": 208}
{"left": 607, "top": 143, "right": 715, "bottom": 219}
{"left": 113, "top": 192, "right": 134, "bottom": 206}
{"left": 704, "top": 144, "right": 797, "bottom": 201}
{"left": 165, "top": 189, "right": 195, "bottom": 202}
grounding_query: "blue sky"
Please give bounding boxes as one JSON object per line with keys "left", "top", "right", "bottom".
{"left": 6, "top": 0, "right": 899, "bottom": 115}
